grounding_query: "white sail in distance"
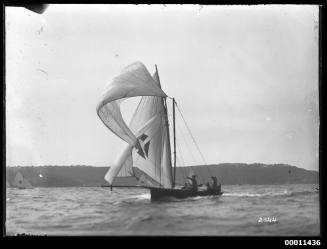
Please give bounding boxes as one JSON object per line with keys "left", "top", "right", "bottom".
{"left": 12, "top": 172, "right": 33, "bottom": 189}
{"left": 97, "top": 62, "right": 173, "bottom": 188}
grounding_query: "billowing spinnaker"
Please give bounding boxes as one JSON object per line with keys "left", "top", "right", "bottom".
{"left": 104, "top": 144, "right": 133, "bottom": 184}
{"left": 97, "top": 62, "right": 167, "bottom": 146}
{"left": 97, "top": 62, "right": 168, "bottom": 185}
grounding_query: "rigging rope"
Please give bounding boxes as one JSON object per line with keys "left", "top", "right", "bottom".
{"left": 174, "top": 101, "right": 214, "bottom": 180}
{"left": 175, "top": 115, "right": 198, "bottom": 165}
{"left": 175, "top": 103, "right": 207, "bottom": 164}
{"left": 172, "top": 108, "right": 205, "bottom": 184}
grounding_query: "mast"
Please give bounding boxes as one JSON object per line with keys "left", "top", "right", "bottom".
{"left": 155, "top": 64, "right": 174, "bottom": 188}
{"left": 172, "top": 98, "right": 176, "bottom": 188}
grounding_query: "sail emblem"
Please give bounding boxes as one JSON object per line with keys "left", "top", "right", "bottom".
{"left": 136, "top": 133, "right": 150, "bottom": 159}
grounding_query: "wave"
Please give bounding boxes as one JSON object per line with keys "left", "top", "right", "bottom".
{"left": 118, "top": 193, "right": 151, "bottom": 205}
{"left": 223, "top": 189, "right": 318, "bottom": 198}
{"left": 223, "top": 193, "right": 263, "bottom": 197}
{"left": 133, "top": 193, "right": 151, "bottom": 200}
{"left": 289, "top": 190, "right": 319, "bottom": 197}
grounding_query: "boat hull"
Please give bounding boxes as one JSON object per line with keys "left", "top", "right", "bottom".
{"left": 149, "top": 187, "right": 223, "bottom": 201}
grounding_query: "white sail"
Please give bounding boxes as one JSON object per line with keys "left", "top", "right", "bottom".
{"left": 138, "top": 173, "right": 147, "bottom": 186}
{"left": 104, "top": 144, "right": 133, "bottom": 184}
{"left": 12, "top": 172, "right": 24, "bottom": 188}
{"left": 23, "top": 179, "right": 33, "bottom": 189}
{"left": 137, "top": 172, "right": 160, "bottom": 187}
{"left": 129, "top": 71, "right": 173, "bottom": 188}
{"left": 12, "top": 171, "right": 33, "bottom": 189}
{"left": 97, "top": 62, "right": 170, "bottom": 186}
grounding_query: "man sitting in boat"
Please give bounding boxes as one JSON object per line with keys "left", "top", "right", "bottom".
{"left": 186, "top": 175, "right": 199, "bottom": 192}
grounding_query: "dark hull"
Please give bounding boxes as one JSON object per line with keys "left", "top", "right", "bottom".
{"left": 150, "top": 187, "right": 223, "bottom": 201}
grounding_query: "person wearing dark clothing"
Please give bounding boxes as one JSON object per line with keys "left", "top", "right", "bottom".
{"left": 186, "top": 175, "right": 199, "bottom": 191}
{"left": 211, "top": 176, "right": 221, "bottom": 192}
{"left": 211, "top": 176, "right": 218, "bottom": 189}
{"left": 206, "top": 182, "right": 211, "bottom": 192}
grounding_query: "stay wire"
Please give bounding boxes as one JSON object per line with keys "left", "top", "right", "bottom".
{"left": 175, "top": 101, "right": 214, "bottom": 179}
{"left": 173, "top": 104, "right": 205, "bottom": 184}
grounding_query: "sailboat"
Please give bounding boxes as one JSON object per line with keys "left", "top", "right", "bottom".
{"left": 11, "top": 171, "right": 33, "bottom": 189}
{"left": 97, "top": 62, "right": 222, "bottom": 201}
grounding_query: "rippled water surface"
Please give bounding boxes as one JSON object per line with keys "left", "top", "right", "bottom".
{"left": 6, "top": 184, "right": 320, "bottom": 236}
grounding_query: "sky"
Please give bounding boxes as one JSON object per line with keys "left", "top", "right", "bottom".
{"left": 5, "top": 5, "right": 319, "bottom": 171}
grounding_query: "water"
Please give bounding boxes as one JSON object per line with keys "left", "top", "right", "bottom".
{"left": 6, "top": 184, "right": 320, "bottom": 236}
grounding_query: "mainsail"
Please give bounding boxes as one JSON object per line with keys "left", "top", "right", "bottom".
{"left": 97, "top": 62, "right": 173, "bottom": 188}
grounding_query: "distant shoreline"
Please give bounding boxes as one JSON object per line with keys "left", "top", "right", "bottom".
{"left": 6, "top": 163, "right": 319, "bottom": 187}
{"left": 5, "top": 163, "right": 319, "bottom": 173}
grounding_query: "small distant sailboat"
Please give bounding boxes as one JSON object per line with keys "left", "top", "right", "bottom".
{"left": 97, "top": 62, "right": 222, "bottom": 201}
{"left": 12, "top": 171, "right": 33, "bottom": 189}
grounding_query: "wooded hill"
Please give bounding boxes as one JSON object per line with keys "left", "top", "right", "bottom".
{"left": 6, "top": 163, "right": 318, "bottom": 187}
